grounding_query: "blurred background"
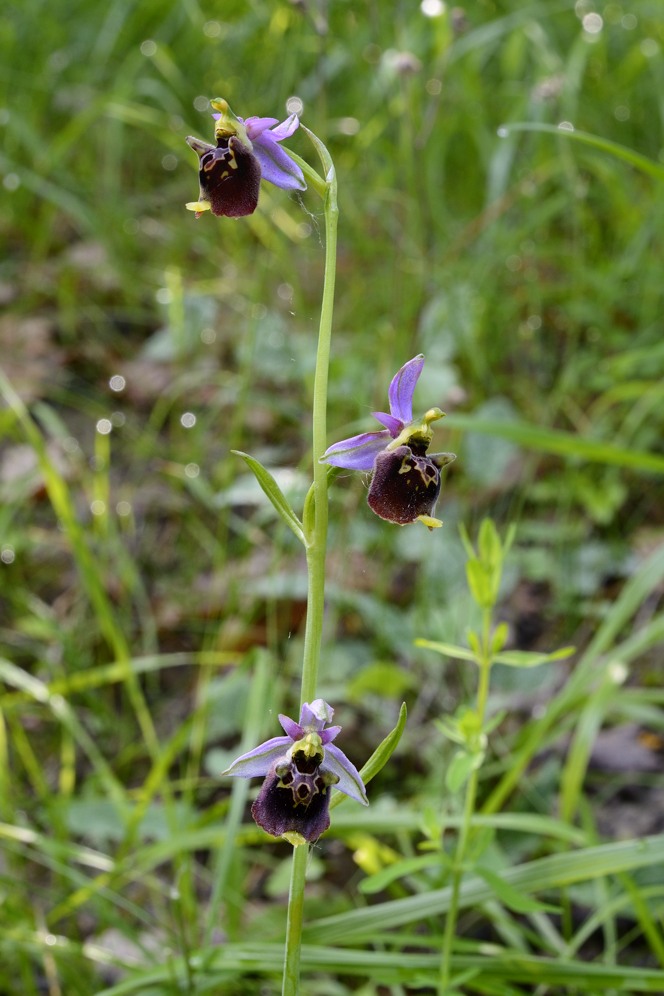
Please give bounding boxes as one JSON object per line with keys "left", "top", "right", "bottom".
{"left": 1, "top": 0, "right": 663, "bottom": 991}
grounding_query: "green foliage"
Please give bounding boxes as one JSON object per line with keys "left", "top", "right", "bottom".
{"left": 1, "top": 0, "right": 664, "bottom": 993}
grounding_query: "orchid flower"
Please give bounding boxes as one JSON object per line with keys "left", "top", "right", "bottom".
{"left": 224, "top": 699, "right": 368, "bottom": 844}
{"left": 321, "top": 354, "right": 455, "bottom": 528}
{"left": 185, "top": 98, "right": 306, "bottom": 218}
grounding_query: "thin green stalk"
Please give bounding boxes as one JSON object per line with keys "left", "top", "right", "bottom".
{"left": 439, "top": 608, "right": 492, "bottom": 994}
{"left": 282, "top": 132, "right": 338, "bottom": 996}
{"left": 283, "top": 843, "right": 310, "bottom": 994}
{"left": 299, "top": 139, "right": 338, "bottom": 706}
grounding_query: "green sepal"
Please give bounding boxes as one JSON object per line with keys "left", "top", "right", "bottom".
{"left": 282, "top": 147, "right": 327, "bottom": 200}
{"left": 231, "top": 450, "right": 305, "bottom": 545}
{"left": 330, "top": 702, "right": 407, "bottom": 811}
{"left": 300, "top": 124, "right": 335, "bottom": 189}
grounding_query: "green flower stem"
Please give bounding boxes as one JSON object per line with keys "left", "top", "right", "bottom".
{"left": 439, "top": 608, "right": 493, "bottom": 994}
{"left": 283, "top": 842, "right": 309, "bottom": 994}
{"left": 300, "top": 159, "right": 338, "bottom": 704}
{"left": 282, "top": 129, "right": 338, "bottom": 996}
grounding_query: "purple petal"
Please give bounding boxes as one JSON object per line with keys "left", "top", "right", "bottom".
{"left": 299, "top": 699, "right": 334, "bottom": 730}
{"left": 267, "top": 114, "right": 300, "bottom": 141}
{"left": 223, "top": 736, "right": 291, "bottom": 778}
{"left": 323, "top": 743, "right": 369, "bottom": 805}
{"left": 243, "top": 115, "right": 280, "bottom": 139}
{"left": 320, "top": 430, "right": 391, "bottom": 471}
{"left": 372, "top": 411, "right": 403, "bottom": 436}
{"left": 320, "top": 725, "right": 341, "bottom": 745}
{"left": 388, "top": 354, "right": 425, "bottom": 423}
{"left": 278, "top": 713, "right": 303, "bottom": 740}
{"left": 253, "top": 133, "right": 306, "bottom": 191}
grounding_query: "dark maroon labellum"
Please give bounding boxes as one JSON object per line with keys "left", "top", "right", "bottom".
{"left": 367, "top": 444, "right": 442, "bottom": 525}
{"left": 251, "top": 749, "right": 339, "bottom": 842}
{"left": 199, "top": 136, "right": 262, "bottom": 218}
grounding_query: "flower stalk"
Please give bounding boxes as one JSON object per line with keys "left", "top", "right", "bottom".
{"left": 283, "top": 127, "right": 338, "bottom": 996}
{"left": 300, "top": 128, "right": 338, "bottom": 705}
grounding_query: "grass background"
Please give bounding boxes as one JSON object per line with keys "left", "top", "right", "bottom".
{"left": 1, "top": 0, "right": 664, "bottom": 992}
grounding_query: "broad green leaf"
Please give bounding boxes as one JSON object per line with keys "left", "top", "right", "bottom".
{"left": 231, "top": 450, "right": 305, "bottom": 545}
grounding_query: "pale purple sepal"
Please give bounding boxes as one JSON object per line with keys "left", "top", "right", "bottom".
{"left": 224, "top": 698, "right": 367, "bottom": 808}
{"left": 320, "top": 430, "right": 391, "bottom": 471}
{"left": 223, "top": 735, "right": 291, "bottom": 778}
{"left": 243, "top": 116, "right": 280, "bottom": 137}
{"left": 388, "top": 353, "right": 425, "bottom": 424}
{"left": 249, "top": 114, "right": 304, "bottom": 191}
{"left": 211, "top": 112, "right": 305, "bottom": 191}
{"left": 247, "top": 113, "right": 300, "bottom": 142}
{"left": 372, "top": 411, "right": 403, "bottom": 436}
{"left": 253, "top": 138, "right": 306, "bottom": 190}
{"left": 279, "top": 713, "right": 303, "bottom": 740}
{"left": 324, "top": 743, "right": 369, "bottom": 805}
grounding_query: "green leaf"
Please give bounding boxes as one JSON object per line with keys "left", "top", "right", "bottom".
{"left": 493, "top": 646, "right": 575, "bottom": 668}
{"left": 305, "top": 833, "right": 664, "bottom": 943}
{"left": 476, "top": 866, "right": 559, "bottom": 914}
{"left": 435, "top": 717, "right": 465, "bottom": 746}
{"left": 415, "top": 639, "right": 477, "bottom": 663}
{"left": 491, "top": 622, "right": 509, "bottom": 655}
{"left": 331, "top": 703, "right": 407, "bottom": 811}
{"left": 445, "top": 412, "right": 664, "bottom": 475}
{"left": 500, "top": 121, "right": 664, "bottom": 181}
{"left": 348, "top": 661, "right": 417, "bottom": 700}
{"left": 359, "top": 854, "right": 441, "bottom": 895}
{"left": 231, "top": 450, "right": 305, "bottom": 545}
{"left": 478, "top": 518, "right": 501, "bottom": 569}
{"left": 465, "top": 557, "right": 491, "bottom": 607}
{"left": 446, "top": 748, "right": 484, "bottom": 794}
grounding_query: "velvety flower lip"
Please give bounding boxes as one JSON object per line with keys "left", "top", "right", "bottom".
{"left": 320, "top": 354, "right": 456, "bottom": 528}
{"left": 224, "top": 699, "right": 367, "bottom": 842}
{"left": 185, "top": 97, "right": 305, "bottom": 218}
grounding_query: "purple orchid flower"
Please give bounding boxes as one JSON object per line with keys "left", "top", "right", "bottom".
{"left": 321, "top": 354, "right": 456, "bottom": 528}
{"left": 185, "top": 97, "right": 306, "bottom": 219}
{"left": 224, "top": 699, "right": 368, "bottom": 843}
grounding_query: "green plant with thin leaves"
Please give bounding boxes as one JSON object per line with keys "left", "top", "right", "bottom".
{"left": 418, "top": 519, "right": 574, "bottom": 993}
